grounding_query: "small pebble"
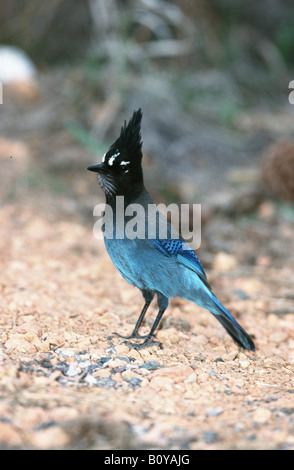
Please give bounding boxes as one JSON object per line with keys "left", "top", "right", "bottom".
{"left": 205, "top": 407, "right": 223, "bottom": 417}
{"left": 140, "top": 361, "right": 160, "bottom": 371}
{"left": 65, "top": 362, "right": 80, "bottom": 377}
{"left": 252, "top": 407, "right": 272, "bottom": 424}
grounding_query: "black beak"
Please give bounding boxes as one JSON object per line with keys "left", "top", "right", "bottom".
{"left": 87, "top": 163, "right": 105, "bottom": 173}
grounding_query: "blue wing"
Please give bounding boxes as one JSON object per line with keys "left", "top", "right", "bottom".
{"left": 151, "top": 238, "right": 211, "bottom": 289}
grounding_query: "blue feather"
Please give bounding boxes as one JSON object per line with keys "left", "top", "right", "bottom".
{"left": 150, "top": 238, "right": 210, "bottom": 289}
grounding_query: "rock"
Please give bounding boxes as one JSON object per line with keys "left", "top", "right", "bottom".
{"left": 252, "top": 407, "right": 272, "bottom": 424}
{"left": 14, "top": 322, "right": 42, "bottom": 337}
{"left": 221, "top": 351, "right": 238, "bottom": 362}
{"left": 185, "top": 372, "right": 197, "bottom": 384}
{"left": 213, "top": 252, "right": 238, "bottom": 271}
{"left": 205, "top": 407, "right": 223, "bottom": 417}
{"left": 140, "top": 361, "right": 160, "bottom": 371}
{"left": 4, "top": 337, "right": 37, "bottom": 354}
{"left": 239, "top": 360, "right": 251, "bottom": 369}
{"left": 156, "top": 327, "right": 180, "bottom": 344}
{"left": 191, "top": 334, "right": 208, "bottom": 346}
{"left": 149, "top": 376, "right": 174, "bottom": 391}
{"left": 151, "top": 364, "right": 194, "bottom": 383}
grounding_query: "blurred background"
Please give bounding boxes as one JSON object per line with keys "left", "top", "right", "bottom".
{"left": 1, "top": 0, "right": 294, "bottom": 268}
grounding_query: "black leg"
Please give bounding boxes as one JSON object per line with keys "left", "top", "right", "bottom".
{"left": 123, "top": 293, "right": 168, "bottom": 350}
{"left": 113, "top": 289, "right": 154, "bottom": 340}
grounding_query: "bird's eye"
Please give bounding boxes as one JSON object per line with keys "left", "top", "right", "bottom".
{"left": 119, "top": 161, "right": 130, "bottom": 173}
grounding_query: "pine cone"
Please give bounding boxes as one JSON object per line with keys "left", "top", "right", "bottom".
{"left": 261, "top": 141, "right": 294, "bottom": 202}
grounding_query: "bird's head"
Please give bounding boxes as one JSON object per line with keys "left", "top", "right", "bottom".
{"left": 87, "top": 109, "right": 144, "bottom": 201}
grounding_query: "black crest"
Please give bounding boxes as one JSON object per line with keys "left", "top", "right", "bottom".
{"left": 107, "top": 108, "right": 143, "bottom": 164}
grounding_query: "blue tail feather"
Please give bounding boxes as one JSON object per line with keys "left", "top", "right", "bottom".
{"left": 207, "top": 292, "right": 255, "bottom": 351}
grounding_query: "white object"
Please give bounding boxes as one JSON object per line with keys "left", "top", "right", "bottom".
{"left": 0, "top": 45, "right": 36, "bottom": 83}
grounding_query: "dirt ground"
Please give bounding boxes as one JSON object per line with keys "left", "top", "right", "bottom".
{"left": 0, "top": 72, "right": 294, "bottom": 450}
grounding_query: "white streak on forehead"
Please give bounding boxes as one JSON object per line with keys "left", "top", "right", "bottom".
{"left": 120, "top": 161, "right": 130, "bottom": 167}
{"left": 102, "top": 153, "right": 106, "bottom": 163}
{"left": 108, "top": 151, "right": 120, "bottom": 166}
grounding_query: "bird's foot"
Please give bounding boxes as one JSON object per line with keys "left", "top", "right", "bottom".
{"left": 122, "top": 338, "right": 162, "bottom": 350}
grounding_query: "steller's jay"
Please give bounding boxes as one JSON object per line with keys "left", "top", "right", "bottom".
{"left": 87, "top": 109, "right": 255, "bottom": 351}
